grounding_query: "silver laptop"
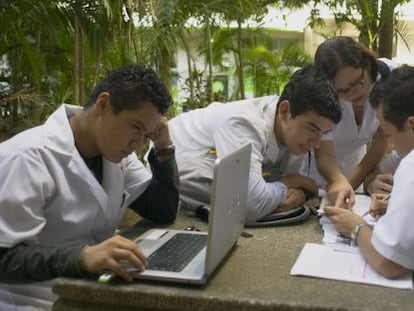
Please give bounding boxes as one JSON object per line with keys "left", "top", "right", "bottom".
{"left": 129, "top": 142, "right": 251, "bottom": 284}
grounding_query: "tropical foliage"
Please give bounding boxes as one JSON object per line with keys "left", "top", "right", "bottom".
{"left": 0, "top": 0, "right": 410, "bottom": 140}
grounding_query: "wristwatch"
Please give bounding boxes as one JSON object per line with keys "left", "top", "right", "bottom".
{"left": 153, "top": 144, "right": 175, "bottom": 157}
{"left": 351, "top": 222, "right": 369, "bottom": 245}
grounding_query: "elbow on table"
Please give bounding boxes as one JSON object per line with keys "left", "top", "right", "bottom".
{"left": 145, "top": 202, "right": 178, "bottom": 225}
{"left": 244, "top": 212, "right": 260, "bottom": 226}
{"left": 243, "top": 202, "right": 270, "bottom": 225}
{"left": 243, "top": 191, "right": 278, "bottom": 225}
{"left": 375, "top": 258, "right": 410, "bottom": 279}
{"left": 157, "top": 207, "right": 178, "bottom": 225}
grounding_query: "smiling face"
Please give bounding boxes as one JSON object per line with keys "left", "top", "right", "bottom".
{"left": 333, "top": 66, "right": 372, "bottom": 106}
{"left": 377, "top": 103, "right": 414, "bottom": 158}
{"left": 276, "top": 100, "right": 334, "bottom": 155}
{"left": 94, "top": 94, "right": 162, "bottom": 163}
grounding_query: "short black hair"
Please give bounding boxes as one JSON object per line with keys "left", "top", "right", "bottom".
{"left": 84, "top": 64, "right": 172, "bottom": 114}
{"left": 279, "top": 64, "right": 342, "bottom": 124}
{"left": 371, "top": 65, "right": 414, "bottom": 130}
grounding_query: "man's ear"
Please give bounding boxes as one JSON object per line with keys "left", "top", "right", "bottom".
{"left": 407, "top": 116, "right": 414, "bottom": 131}
{"left": 94, "top": 92, "right": 111, "bottom": 115}
{"left": 278, "top": 100, "right": 291, "bottom": 121}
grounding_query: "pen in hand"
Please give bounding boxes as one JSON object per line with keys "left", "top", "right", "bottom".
{"left": 362, "top": 193, "right": 391, "bottom": 217}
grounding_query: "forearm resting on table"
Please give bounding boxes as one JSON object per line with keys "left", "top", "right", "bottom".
{"left": 357, "top": 227, "right": 409, "bottom": 279}
{"left": 278, "top": 174, "right": 318, "bottom": 195}
{"left": 244, "top": 173, "right": 287, "bottom": 223}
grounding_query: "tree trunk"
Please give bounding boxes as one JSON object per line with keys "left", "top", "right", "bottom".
{"left": 184, "top": 42, "right": 194, "bottom": 106}
{"left": 378, "top": 1, "right": 395, "bottom": 58}
{"left": 74, "top": 15, "right": 84, "bottom": 105}
{"left": 205, "top": 16, "right": 214, "bottom": 104}
{"left": 157, "top": 44, "right": 172, "bottom": 92}
{"left": 237, "top": 19, "right": 245, "bottom": 99}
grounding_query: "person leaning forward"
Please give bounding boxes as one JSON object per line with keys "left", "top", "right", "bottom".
{"left": 168, "top": 64, "right": 353, "bottom": 225}
{"left": 0, "top": 64, "right": 179, "bottom": 310}
{"left": 325, "top": 66, "right": 414, "bottom": 278}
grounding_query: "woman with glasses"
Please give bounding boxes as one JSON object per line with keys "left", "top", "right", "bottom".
{"left": 304, "top": 36, "right": 396, "bottom": 193}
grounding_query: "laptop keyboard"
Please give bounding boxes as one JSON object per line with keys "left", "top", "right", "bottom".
{"left": 147, "top": 233, "right": 207, "bottom": 272}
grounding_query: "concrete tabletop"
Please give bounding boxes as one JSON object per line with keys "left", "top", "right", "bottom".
{"left": 52, "top": 214, "right": 413, "bottom": 311}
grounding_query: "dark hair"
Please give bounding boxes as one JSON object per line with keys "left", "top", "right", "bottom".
{"left": 279, "top": 64, "right": 342, "bottom": 124}
{"left": 84, "top": 64, "right": 172, "bottom": 114}
{"left": 314, "top": 36, "right": 389, "bottom": 84}
{"left": 370, "top": 65, "right": 414, "bottom": 130}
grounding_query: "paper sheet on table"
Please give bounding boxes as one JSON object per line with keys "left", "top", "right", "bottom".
{"left": 290, "top": 243, "right": 413, "bottom": 290}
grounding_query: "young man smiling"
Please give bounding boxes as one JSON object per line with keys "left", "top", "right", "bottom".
{"left": 0, "top": 64, "right": 179, "bottom": 309}
{"left": 168, "top": 65, "right": 353, "bottom": 224}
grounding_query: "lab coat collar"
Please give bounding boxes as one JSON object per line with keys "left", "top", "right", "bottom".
{"left": 43, "top": 104, "right": 110, "bottom": 208}
{"left": 43, "top": 104, "right": 81, "bottom": 157}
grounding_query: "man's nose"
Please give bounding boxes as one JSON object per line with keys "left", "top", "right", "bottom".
{"left": 311, "top": 134, "right": 321, "bottom": 149}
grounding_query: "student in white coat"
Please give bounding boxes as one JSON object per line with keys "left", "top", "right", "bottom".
{"left": 169, "top": 65, "right": 353, "bottom": 225}
{"left": 0, "top": 65, "right": 179, "bottom": 310}
{"left": 304, "top": 36, "right": 396, "bottom": 191}
{"left": 325, "top": 67, "right": 414, "bottom": 278}
{"left": 364, "top": 150, "right": 400, "bottom": 195}
{"left": 363, "top": 65, "right": 414, "bottom": 195}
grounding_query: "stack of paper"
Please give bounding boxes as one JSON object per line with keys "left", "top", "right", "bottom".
{"left": 290, "top": 194, "right": 413, "bottom": 290}
{"left": 319, "top": 195, "right": 375, "bottom": 253}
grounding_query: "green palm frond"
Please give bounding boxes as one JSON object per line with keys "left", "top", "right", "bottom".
{"left": 394, "top": 19, "right": 412, "bottom": 53}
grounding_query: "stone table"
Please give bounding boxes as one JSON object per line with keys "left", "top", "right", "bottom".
{"left": 52, "top": 214, "right": 414, "bottom": 311}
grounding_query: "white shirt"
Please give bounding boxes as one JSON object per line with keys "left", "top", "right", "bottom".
{"left": 169, "top": 95, "right": 304, "bottom": 223}
{"left": 379, "top": 150, "right": 401, "bottom": 174}
{"left": 305, "top": 59, "right": 396, "bottom": 186}
{"left": 0, "top": 104, "right": 152, "bottom": 309}
{"left": 371, "top": 148, "right": 414, "bottom": 270}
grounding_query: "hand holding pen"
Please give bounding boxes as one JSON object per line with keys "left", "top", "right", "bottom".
{"left": 363, "top": 193, "right": 391, "bottom": 220}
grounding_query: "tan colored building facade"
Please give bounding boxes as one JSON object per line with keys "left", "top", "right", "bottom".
{"left": 305, "top": 18, "right": 414, "bottom": 65}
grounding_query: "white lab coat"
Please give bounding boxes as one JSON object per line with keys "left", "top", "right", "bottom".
{"left": 305, "top": 98, "right": 379, "bottom": 187}
{"left": 379, "top": 150, "right": 401, "bottom": 174}
{"left": 0, "top": 104, "right": 152, "bottom": 310}
{"left": 169, "top": 95, "right": 304, "bottom": 223}
{"left": 371, "top": 148, "right": 414, "bottom": 270}
{"left": 304, "top": 59, "right": 396, "bottom": 187}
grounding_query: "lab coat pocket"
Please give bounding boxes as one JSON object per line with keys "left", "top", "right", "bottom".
{"left": 120, "top": 190, "right": 131, "bottom": 209}
{"left": 110, "top": 190, "right": 131, "bottom": 232}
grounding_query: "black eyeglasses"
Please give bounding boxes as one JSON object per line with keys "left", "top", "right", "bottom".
{"left": 336, "top": 69, "right": 365, "bottom": 97}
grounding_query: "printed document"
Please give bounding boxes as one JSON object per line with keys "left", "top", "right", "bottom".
{"left": 290, "top": 243, "right": 413, "bottom": 290}
{"left": 291, "top": 194, "right": 413, "bottom": 289}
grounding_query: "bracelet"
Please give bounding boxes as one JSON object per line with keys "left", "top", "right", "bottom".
{"left": 351, "top": 222, "right": 369, "bottom": 245}
{"left": 153, "top": 144, "right": 175, "bottom": 157}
